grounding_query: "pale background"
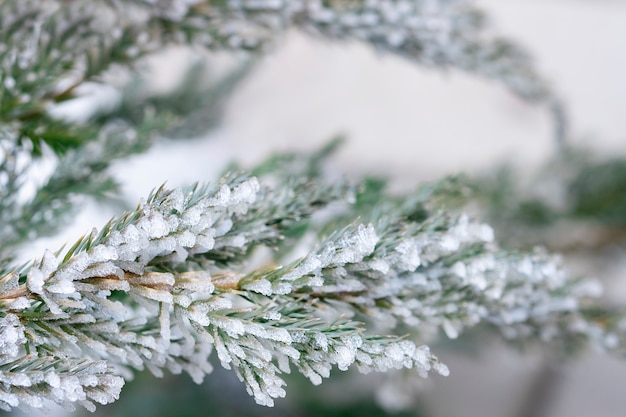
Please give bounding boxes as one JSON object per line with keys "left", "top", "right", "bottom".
{"left": 31, "top": 0, "right": 626, "bottom": 416}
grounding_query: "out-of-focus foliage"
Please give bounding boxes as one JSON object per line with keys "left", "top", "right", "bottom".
{"left": 475, "top": 148, "right": 626, "bottom": 251}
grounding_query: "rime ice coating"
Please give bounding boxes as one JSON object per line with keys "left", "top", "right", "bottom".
{"left": 0, "top": 0, "right": 563, "bottom": 282}
{"left": 0, "top": 175, "right": 441, "bottom": 410}
{"left": 0, "top": 0, "right": 601, "bottom": 412}
{"left": 0, "top": 315, "right": 123, "bottom": 412}
{"left": 0, "top": 0, "right": 555, "bottom": 134}
{"left": 169, "top": 0, "right": 554, "bottom": 103}
{"left": 0, "top": 173, "right": 614, "bottom": 411}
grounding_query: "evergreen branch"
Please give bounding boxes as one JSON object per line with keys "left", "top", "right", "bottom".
{"left": 0, "top": 1, "right": 116, "bottom": 153}
{"left": 0, "top": 0, "right": 566, "bottom": 255}
{"left": 1, "top": 171, "right": 623, "bottom": 411}
{"left": 0, "top": 55, "right": 251, "bottom": 257}
{"left": 0, "top": 114, "right": 168, "bottom": 259}
{"left": 0, "top": 3, "right": 617, "bottom": 413}
{"left": 127, "top": 0, "right": 560, "bottom": 115}
{"left": 1, "top": 0, "right": 564, "bottom": 159}
{"left": 0, "top": 174, "right": 448, "bottom": 411}
{"left": 0, "top": 0, "right": 255, "bottom": 255}
{"left": 0, "top": 314, "right": 123, "bottom": 412}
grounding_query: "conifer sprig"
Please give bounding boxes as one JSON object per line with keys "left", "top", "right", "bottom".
{"left": 1, "top": 0, "right": 615, "bottom": 414}
{"left": 0, "top": 171, "right": 621, "bottom": 411}
{"left": 0, "top": 0, "right": 565, "bottom": 257}
{"left": 130, "top": 0, "right": 560, "bottom": 111}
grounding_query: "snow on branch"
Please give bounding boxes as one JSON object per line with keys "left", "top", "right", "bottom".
{"left": 125, "top": 0, "right": 558, "bottom": 105}
{"left": 0, "top": 0, "right": 566, "bottom": 256}
{"left": 0, "top": 172, "right": 619, "bottom": 411}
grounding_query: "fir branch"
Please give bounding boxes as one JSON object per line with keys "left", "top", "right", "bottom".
{"left": 0, "top": 114, "right": 168, "bottom": 259}
{"left": 0, "top": 314, "right": 123, "bottom": 412}
{"left": 0, "top": 1, "right": 117, "bottom": 153}
{"left": 0, "top": 0, "right": 255, "bottom": 255}
{"left": 1, "top": 172, "right": 622, "bottom": 412}
{"left": 0, "top": 2, "right": 617, "bottom": 412}
{"left": 0, "top": 0, "right": 567, "bottom": 255}
{"left": 0, "top": 175, "right": 442, "bottom": 411}
{"left": 1, "top": 0, "right": 564, "bottom": 159}
{"left": 125, "top": 0, "right": 560, "bottom": 114}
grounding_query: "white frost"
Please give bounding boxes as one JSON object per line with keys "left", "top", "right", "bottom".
{"left": 332, "top": 224, "right": 378, "bottom": 265}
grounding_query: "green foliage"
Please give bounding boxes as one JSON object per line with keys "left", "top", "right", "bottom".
{"left": 1, "top": 0, "right": 626, "bottom": 415}
{"left": 569, "top": 157, "right": 626, "bottom": 225}
{"left": 474, "top": 148, "right": 626, "bottom": 249}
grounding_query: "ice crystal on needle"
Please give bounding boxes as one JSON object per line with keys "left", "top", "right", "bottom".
{"left": 131, "top": 0, "right": 560, "bottom": 118}
{"left": 0, "top": 0, "right": 564, "bottom": 261}
{"left": 1, "top": 170, "right": 621, "bottom": 411}
{"left": 0, "top": 0, "right": 618, "bottom": 412}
